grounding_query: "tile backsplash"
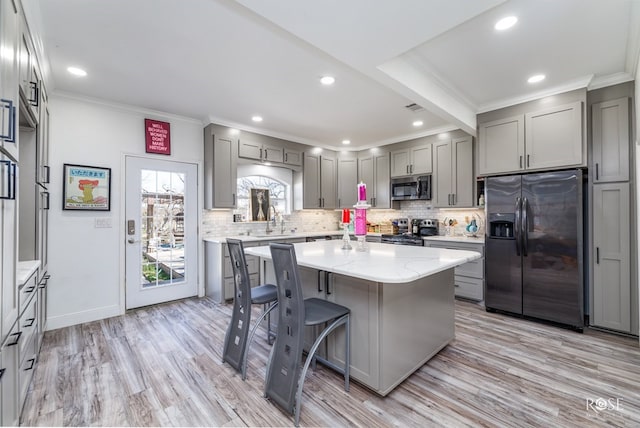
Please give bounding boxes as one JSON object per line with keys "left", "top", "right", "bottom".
{"left": 202, "top": 200, "right": 486, "bottom": 237}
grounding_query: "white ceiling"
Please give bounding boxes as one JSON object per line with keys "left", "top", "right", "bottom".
{"left": 33, "top": 0, "right": 639, "bottom": 150}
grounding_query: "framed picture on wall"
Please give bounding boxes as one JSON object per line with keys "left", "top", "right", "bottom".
{"left": 63, "top": 164, "right": 112, "bottom": 211}
{"left": 250, "top": 188, "right": 269, "bottom": 221}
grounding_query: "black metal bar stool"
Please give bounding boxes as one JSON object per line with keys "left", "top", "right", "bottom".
{"left": 265, "top": 242, "right": 350, "bottom": 427}
{"left": 223, "top": 238, "right": 278, "bottom": 380}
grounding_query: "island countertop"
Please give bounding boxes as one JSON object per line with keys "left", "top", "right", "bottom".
{"left": 244, "top": 240, "right": 481, "bottom": 284}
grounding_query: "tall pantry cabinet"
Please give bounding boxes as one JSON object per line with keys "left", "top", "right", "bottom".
{"left": 590, "top": 92, "right": 635, "bottom": 334}
{"left": 1, "top": 0, "right": 51, "bottom": 424}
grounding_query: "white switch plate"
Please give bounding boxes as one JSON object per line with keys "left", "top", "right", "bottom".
{"left": 95, "top": 218, "right": 112, "bottom": 228}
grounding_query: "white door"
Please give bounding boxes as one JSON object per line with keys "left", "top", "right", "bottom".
{"left": 125, "top": 156, "right": 198, "bottom": 309}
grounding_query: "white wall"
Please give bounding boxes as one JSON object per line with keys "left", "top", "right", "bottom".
{"left": 47, "top": 94, "right": 203, "bottom": 330}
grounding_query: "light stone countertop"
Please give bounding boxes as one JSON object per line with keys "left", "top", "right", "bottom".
{"left": 17, "top": 260, "right": 41, "bottom": 286}
{"left": 423, "top": 235, "right": 485, "bottom": 244}
{"left": 245, "top": 240, "right": 481, "bottom": 284}
{"left": 203, "top": 231, "right": 383, "bottom": 244}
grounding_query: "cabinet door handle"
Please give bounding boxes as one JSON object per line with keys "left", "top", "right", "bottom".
{"left": 326, "top": 272, "right": 333, "bottom": 295}
{"left": 25, "top": 285, "right": 36, "bottom": 293}
{"left": 338, "top": 198, "right": 341, "bottom": 207}
{"left": 24, "top": 358, "right": 35, "bottom": 371}
{"left": 406, "top": 165, "right": 409, "bottom": 174}
{"left": 42, "top": 192, "right": 50, "bottom": 210}
{"left": 24, "top": 318, "right": 35, "bottom": 328}
{"left": 317, "top": 270, "right": 324, "bottom": 293}
{"left": 1, "top": 98, "right": 16, "bottom": 142}
{"left": 451, "top": 194, "right": 456, "bottom": 206}
{"left": 411, "top": 164, "right": 413, "bottom": 174}
{"left": 43, "top": 165, "right": 50, "bottom": 184}
{"left": 527, "top": 155, "right": 530, "bottom": 167}
{"left": 596, "top": 247, "right": 600, "bottom": 264}
{"left": 232, "top": 193, "right": 236, "bottom": 205}
{"left": 519, "top": 155, "right": 523, "bottom": 169}
{"left": 322, "top": 198, "right": 325, "bottom": 207}
{"left": 285, "top": 153, "right": 288, "bottom": 162}
{"left": 0, "top": 368, "right": 5, "bottom": 381}
{"left": 30, "top": 81, "right": 39, "bottom": 106}
{"left": 595, "top": 163, "right": 599, "bottom": 180}
{"left": 373, "top": 197, "right": 376, "bottom": 207}
{"left": 7, "top": 331, "right": 22, "bottom": 346}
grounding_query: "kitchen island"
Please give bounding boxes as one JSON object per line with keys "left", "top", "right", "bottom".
{"left": 245, "top": 240, "right": 481, "bottom": 396}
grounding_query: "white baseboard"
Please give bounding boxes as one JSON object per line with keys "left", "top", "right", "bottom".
{"left": 45, "top": 304, "right": 122, "bottom": 331}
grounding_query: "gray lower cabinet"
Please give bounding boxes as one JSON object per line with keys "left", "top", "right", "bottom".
{"left": 1, "top": 322, "right": 20, "bottom": 427}
{"left": 423, "top": 240, "right": 485, "bottom": 301}
{"left": 592, "top": 183, "right": 631, "bottom": 333}
{"left": 204, "top": 125, "right": 238, "bottom": 209}
{"left": 592, "top": 97, "right": 629, "bottom": 183}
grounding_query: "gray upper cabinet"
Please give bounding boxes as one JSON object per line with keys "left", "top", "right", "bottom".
{"left": 478, "top": 101, "right": 583, "bottom": 175}
{"left": 358, "top": 151, "right": 390, "bottom": 209}
{"left": 478, "top": 115, "right": 525, "bottom": 175}
{"left": 390, "top": 144, "right": 432, "bottom": 177}
{"left": 0, "top": 0, "right": 19, "bottom": 160}
{"left": 433, "top": 137, "right": 473, "bottom": 207}
{"left": 283, "top": 148, "right": 302, "bottom": 166}
{"left": 592, "top": 97, "right": 629, "bottom": 183}
{"left": 238, "top": 139, "right": 284, "bottom": 163}
{"left": 303, "top": 151, "right": 336, "bottom": 209}
{"left": 204, "top": 125, "right": 237, "bottom": 209}
{"left": 525, "top": 101, "right": 582, "bottom": 170}
{"left": 337, "top": 154, "right": 358, "bottom": 208}
{"left": 592, "top": 182, "right": 631, "bottom": 333}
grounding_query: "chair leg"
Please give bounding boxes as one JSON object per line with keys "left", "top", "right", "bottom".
{"left": 293, "top": 315, "right": 349, "bottom": 427}
{"left": 241, "top": 302, "right": 278, "bottom": 381}
{"left": 345, "top": 315, "right": 350, "bottom": 392}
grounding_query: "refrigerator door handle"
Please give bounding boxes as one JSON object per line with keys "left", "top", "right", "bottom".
{"left": 522, "top": 197, "right": 529, "bottom": 256}
{"left": 515, "top": 196, "right": 522, "bottom": 256}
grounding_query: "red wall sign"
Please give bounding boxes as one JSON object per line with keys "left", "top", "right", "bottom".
{"left": 145, "top": 119, "right": 171, "bottom": 155}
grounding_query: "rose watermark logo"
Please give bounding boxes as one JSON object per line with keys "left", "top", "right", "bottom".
{"left": 586, "top": 397, "right": 623, "bottom": 414}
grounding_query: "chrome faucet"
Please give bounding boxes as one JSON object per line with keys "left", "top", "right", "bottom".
{"left": 265, "top": 205, "right": 277, "bottom": 234}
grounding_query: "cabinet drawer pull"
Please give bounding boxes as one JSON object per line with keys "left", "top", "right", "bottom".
{"left": 7, "top": 331, "right": 22, "bottom": 346}
{"left": 326, "top": 272, "right": 333, "bottom": 295}
{"left": 24, "top": 318, "right": 36, "bottom": 328}
{"left": 317, "top": 270, "right": 323, "bottom": 293}
{"left": 25, "top": 285, "right": 36, "bottom": 293}
{"left": 42, "top": 191, "right": 50, "bottom": 210}
{"left": 24, "top": 358, "right": 35, "bottom": 371}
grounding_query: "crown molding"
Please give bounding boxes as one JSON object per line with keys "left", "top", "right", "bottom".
{"left": 476, "top": 75, "right": 593, "bottom": 113}
{"left": 588, "top": 72, "right": 634, "bottom": 91}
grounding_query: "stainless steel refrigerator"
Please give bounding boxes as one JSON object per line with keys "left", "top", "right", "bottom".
{"left": 485, "top": 170, "right": 584, "bottom": 329}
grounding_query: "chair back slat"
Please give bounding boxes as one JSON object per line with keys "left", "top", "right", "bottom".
{"left": 265, "top": 242, "right": 305, "bottom": 413}
{"left": 222, "top": 238, "right": 252, "bottom": 371}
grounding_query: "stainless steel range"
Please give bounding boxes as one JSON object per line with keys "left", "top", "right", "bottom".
{"left": 381, "top": 218, "right": 439, "bottom": 246}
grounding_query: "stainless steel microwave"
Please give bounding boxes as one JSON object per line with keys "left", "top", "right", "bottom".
{"left": 391, "top": 175, "right": 432, "bottom": 201}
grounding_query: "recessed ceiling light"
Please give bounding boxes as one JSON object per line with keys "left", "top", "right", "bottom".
{"left": 527, "top": 74, "right": 546, "bottom": 84}
{"left": 342, "top": 139, "right": 351, "bottom": 145}
{"left": 67, "top": 66, "right": 87, "bottom": 77}
{"left": 412, "top": 120, "right": 423, "bottom": 127}
{"left": 320, "top": 76, "right": 335, "bottom": 85}
{"left": 251, "top": 115, "right": 263, "bottom": 122}
{"left": 495, "top": 16, "right": 518, "bottom": 31}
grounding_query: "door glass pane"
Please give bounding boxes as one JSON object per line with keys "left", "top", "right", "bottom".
{"left": 140, "top": 169, "right": 186, "bottom": 289}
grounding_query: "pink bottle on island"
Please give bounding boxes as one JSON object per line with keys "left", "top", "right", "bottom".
{"left": 354, "top": 182, "right": 370, "bottom": 251}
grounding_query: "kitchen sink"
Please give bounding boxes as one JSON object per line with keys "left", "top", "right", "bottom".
{"left": 252, "top": 233, "right": 290, "bottom": 238}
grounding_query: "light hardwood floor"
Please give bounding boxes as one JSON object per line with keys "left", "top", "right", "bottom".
{"left": 21, "top": 297, "right": 640, "bottom": 427}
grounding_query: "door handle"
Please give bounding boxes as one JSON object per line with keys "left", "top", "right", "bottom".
{"left": 522, "top": 197, "right": 529, "bottom": 256}
{"left": 127, "top": 238, "right": 140, "bottom": 244}
{"left": 515, "top": 197, "right": 521, "bottom": 256}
